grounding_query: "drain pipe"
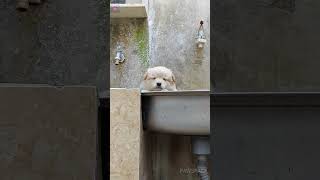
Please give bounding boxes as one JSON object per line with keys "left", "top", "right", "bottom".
{"left": 192, "top": 136, "right": 210, "bottom": 180}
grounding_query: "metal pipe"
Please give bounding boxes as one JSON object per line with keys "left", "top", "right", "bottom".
{"left": 196, "top": 155, "right": 209, "bottom": 180}
{"left": 192, "top": 136, "right": 210, "bottom": 180}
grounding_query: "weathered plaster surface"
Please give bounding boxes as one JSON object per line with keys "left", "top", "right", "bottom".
{"left": 148, "top": 0, "right": 210, "bottom": 90}
{"left": 213, "top": 0, "right": 320, "bottom": 91}
{"left": 110, "top": 19, "right": 149, "bottom": 88}
{"left": 0, "top": 0, "right": 108, "bottom": 92}
{"left": 110, "top": 0, "right": 210, "bottom": 90}
{"left": 0, "top": 86, "right": 97, "bottom": 180}
{"left": 110, "top": 88, "right": 143, "bottom": 180}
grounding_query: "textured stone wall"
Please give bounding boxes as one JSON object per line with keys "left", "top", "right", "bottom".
{"left": 0, "top": 0, "right": 108, "bottom": 92}
{"left": 110, "top": 88, "right": 144, "bottom": 180}
{"left": 110, "top": 0, "right": 210, "bottom": 90}
{"left": 148, "top": 0, "right": 210, "bottom": 90}
{"left": 0, "top": 85, "right": 97, "bottom": 180}
{"left": 213, "top": 0, "right": 320, "bottom": 92}
{"left": 110, "top": 18, "right": 149, "bottom": 88}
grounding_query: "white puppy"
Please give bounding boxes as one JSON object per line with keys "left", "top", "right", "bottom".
{"left": 140, "top": 66, "right": 177, "bottom": 91}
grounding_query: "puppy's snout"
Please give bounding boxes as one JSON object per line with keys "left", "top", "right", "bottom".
{"left": 156, "top": 82, "right": 162, "bottom": 87}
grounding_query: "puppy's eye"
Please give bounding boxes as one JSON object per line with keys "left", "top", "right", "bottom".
{"left": 151, "top": 77, "right": 156, "bottom": 80}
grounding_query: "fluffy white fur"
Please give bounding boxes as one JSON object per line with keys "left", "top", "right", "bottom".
{"left": 140, "top": 66, "right": 177, "bottom": 91}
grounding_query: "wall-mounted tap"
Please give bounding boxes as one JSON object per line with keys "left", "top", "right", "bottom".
{"left": 114, "top": 45, "right": 125, "bottom": 65}
{"left": 196, "top": 20, "right": 206, "bottom": 49}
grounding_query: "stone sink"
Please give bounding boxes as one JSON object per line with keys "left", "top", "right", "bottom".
{"left": 141, "top": 90, "right": 210, "bottom": 135}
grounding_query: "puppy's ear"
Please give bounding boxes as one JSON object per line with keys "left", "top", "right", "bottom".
{"left": 143, "top": 71, "right": 148, "bottom": 80}
{"left": 171, "top": 73, "right": 176, "bottom": 82}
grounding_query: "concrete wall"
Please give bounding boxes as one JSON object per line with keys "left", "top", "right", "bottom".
{"left": 148, "top": 0, "right": 210, "bottom": 90}
{"left": 0, "top": 0, "right": 108, "bottom": 93}
{"left": 110, "top": 88, "right": 144, "bottom": 180}
{"left": 110, "top": 18, "right": 149, "bottom": 88}
{"left": 213, "top": 107, "right": 320, "bottom": 179}
{"left": 110, "top": 0, "right": 210, "bottom": 90}
{"left": 0, "top": 85, "right": 97, "bottom": 180}
{"left": 0, "top": 1, "right": 107, "bottom": 178}
{"left": 213, "top": 0, "right": 320, "bottom": 92}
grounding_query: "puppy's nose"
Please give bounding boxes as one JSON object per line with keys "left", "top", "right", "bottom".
{"left": 157, "top": 82, "right": 161, "bottom": 87}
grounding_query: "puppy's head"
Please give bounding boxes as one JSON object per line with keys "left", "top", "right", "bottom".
{"left": 142, "top": 66, "right": 177, "bottom": 91}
